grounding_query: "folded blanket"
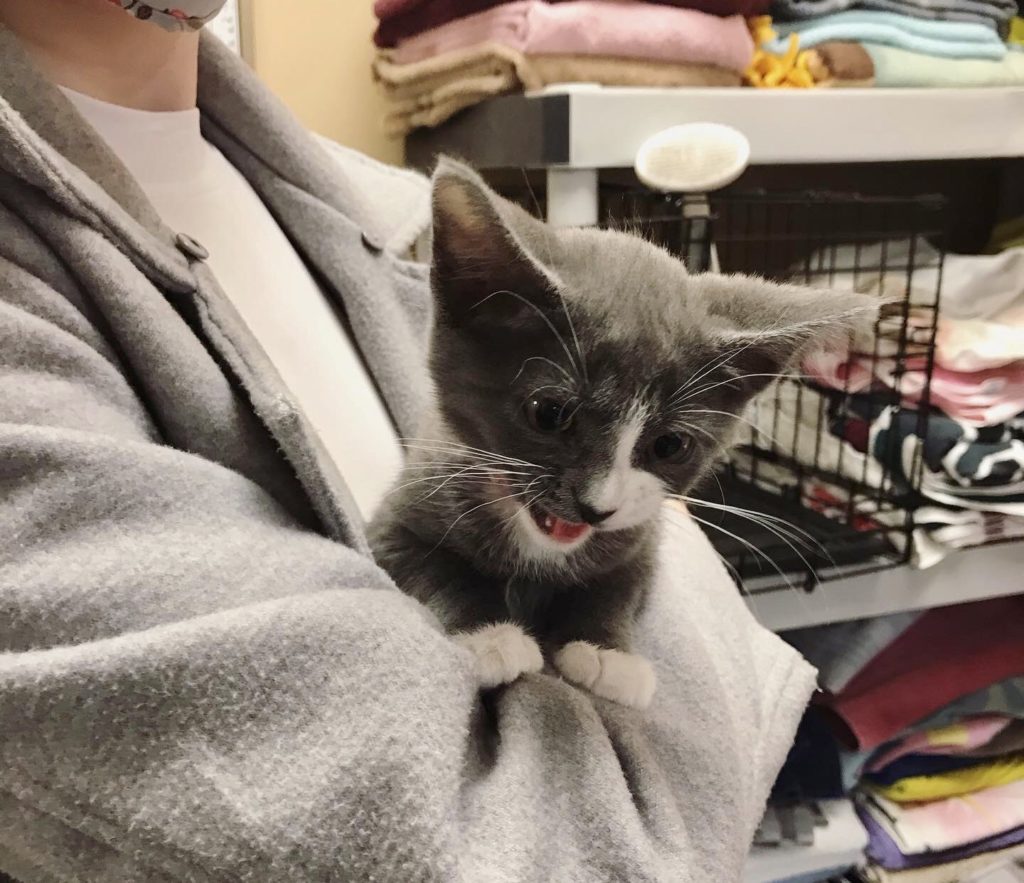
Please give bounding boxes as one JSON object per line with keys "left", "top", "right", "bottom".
{"left": 911, "top": 508, "right": 1024, "bottom": 567}
{"left": 840, "top": 678, "right": 1024, "bottom": 793}
{"left": 766, "top": 10, "right": 1008, "bottom": 58}
{"left": 389, "top": 1, "right": 755, "bottom": 72}
{"left": 809, "top": 40, "right": 876, "bottom": 84}
{"left": 867, "top": 715, "right": 1016, "bottom": 773}
{"left": 866, "top": 842, "right": 1024, "bottom": 883}
{"left": 936, "top": 313, "right": 1024, "bottom": 372}
{"left": 375, "top": 0, "right": 772, "bottom": 48}
{"left": 868, "top": 405, "right": 1024, "bottom": 518}
{"left": 865, "top": 41, "right": 1024, "bottom": 85}
{"left": 804, "top": 240, "right": 1024, "bottom": 367}
{"left": 867, "top": 753, "right": 992, "bottom": 785}
{"left": 806, "top": 352, "right": 1024, "bottom": 427}
{"left": 860, "top": 797, "right": 1024, "bottom": 872}
{"left": 374, "top": 44, "right": 741, "bottom": 134}
{"left": 771, "top": 0, "right": 1016, "bottom": 30}
{"left": 820, "top": 595, "right": 1024, "bottom": 751}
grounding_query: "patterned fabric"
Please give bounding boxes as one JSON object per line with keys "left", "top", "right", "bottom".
{"left": 834, "top": 398, "right": 1024, "bottom": 515}
{"left": 107, "top": 0, "right": 226, "bottom": 31}
{"left": 867, "top": 715, "right": 1014, "bottom": 773}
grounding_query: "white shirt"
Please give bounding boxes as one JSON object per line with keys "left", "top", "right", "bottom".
{"left": 61, "top": 87, "right": 402, "bottom": 521}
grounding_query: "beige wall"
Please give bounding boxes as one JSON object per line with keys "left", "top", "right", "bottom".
{"left": 247, "top": 0, "right": 401, "bottom": 165}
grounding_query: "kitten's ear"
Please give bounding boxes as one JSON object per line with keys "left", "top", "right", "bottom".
{"left": 430, "top": 157, "right": 556, "bottom": 331}
{"left": 696, "top": 273, "right": 885, "bottom": 396}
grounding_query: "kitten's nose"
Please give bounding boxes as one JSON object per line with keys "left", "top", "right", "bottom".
{"left": 576, "top": 500, "right": 617, "bottom": 525}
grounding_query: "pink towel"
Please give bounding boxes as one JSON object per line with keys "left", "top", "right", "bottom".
{"left": 820, "top": 596, "right": 1024, "bottom": 751}
{"left": 897, "top": 361, "right": 1024, "bottom": 427}
{"left": 389, "top": 1, "right": 755, "bottom": 74}
{"left": 804, "top": 350, "right": 1024, "bottom": 427}
{"left": 868, "top": 780, "right": 1024, "bottom": 854}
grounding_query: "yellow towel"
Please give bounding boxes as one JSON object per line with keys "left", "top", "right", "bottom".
{"left": 869, "top": 753, "right": 1024, "bottom": 803}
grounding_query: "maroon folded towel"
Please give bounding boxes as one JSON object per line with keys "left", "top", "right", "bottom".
{"left": 374, "top": 0, "right": 771, "bottom": 48}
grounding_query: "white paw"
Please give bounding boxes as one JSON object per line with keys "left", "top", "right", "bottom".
{"left": 456, "top": 622, "right": 543, "bottom": 689}
{"left": 554, "top": 641, "right": 656, "bottom": 709}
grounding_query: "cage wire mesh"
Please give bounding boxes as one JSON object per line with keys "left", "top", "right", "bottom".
{"left": 602, "top": 188, "right": 946, "bottom": 595}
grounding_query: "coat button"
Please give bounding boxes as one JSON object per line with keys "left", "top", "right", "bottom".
{"left": 360, "top": 231, "right": 383, "bottom": 254}
{"left": 175, "top": 232, "right": 209, "bottom": 261}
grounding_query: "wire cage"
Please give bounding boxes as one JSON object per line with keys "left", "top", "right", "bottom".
{"left": 602, "top": 188, "right": 947, "bottom": 594}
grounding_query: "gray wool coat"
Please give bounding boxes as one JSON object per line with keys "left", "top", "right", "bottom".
{"left": 0, "top": 27, "right": 816, "bottom": 883}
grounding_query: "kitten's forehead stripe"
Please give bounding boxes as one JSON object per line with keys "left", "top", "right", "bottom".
{"left": 587, "top": 402, "right": 650, "bottom": 514}
{"left": 613, "top": 411, "right": 645, "bottom": 473}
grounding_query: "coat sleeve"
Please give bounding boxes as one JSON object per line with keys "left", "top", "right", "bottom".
{"left": 0, "top": 245, "right": 814, "bottom": 883}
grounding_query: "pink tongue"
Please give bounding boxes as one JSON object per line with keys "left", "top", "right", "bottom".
{"left": 539, "top": 512, "right": 590, "bottom": 543}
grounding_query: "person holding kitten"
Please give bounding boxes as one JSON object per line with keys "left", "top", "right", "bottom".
{"left": 0, "top": 2, "right": 856, "bottom": 881}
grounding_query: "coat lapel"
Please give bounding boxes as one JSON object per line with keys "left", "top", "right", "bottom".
{"left": 0, "top": 26, "right": 432, "bottom": 547}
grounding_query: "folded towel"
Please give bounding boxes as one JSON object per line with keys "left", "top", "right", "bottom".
{"left": 936, "top": 314, "right": 1024, "bottom": 372}
{"left": 375, "top": 43, "right": 741, "bottom": 134}
{"left": 771, "top": 0, "right": 1016, "bottom": 31}
{"left": 866, "top": 842, "right": 1024, "bottom": 883}
{"left": 766, "top": 10, "right": 1008, "bottom": 58}
{"left": 867, "top": 714, "right": 1015, "bottom": 773}
{"left": 805, "top": 350, "right": 1024, "bottom": 427}
{"left": 864, "top": 41, "right": 1024, "bottom": 85}
{"left": 860, "top": 784, "right": 1024, "bottom": 863}
{"left": 868, "top": 753, "right": 1024, "bottom": 803}
{"left": 389, "top": 1, "right": 755, "bottom": 73}
{"left": 375, "top": 0, "right": 773, "bottom": 48}
{"left": 808, "top": 39, "right": 877, "bottom": 83}
{"left": 820, "top": 596, "right": 1024, "bottom": 751}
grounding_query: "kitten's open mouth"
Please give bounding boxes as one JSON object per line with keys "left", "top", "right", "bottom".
{"left": 527, "top": 503, "right": 591, "bottom": 544}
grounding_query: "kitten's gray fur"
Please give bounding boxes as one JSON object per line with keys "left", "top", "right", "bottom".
{"left": 370, "top": 158, "right": 878, "bottom": 703}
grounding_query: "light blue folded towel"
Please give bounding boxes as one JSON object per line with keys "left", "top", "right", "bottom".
{"left": 765, "top": 10, "right": 1008, "bottom": 59}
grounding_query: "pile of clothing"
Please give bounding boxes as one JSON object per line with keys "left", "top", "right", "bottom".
{"left": 373, "top": 0, "right": 1024, "bottom": 133}
{"left": 372, "top": 0, "right": 766, "bottom": 134}
{"left": 768, "top": 0, "right": 1024, "bottom": 86}
{"left": 771, "top": 596, "right": 1024, "bottom": 882}
{"left": 755, "top": 235, "right": 1024, "bottom": 567}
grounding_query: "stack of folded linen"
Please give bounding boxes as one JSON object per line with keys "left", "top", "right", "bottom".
{"left": 769, "top": 0, "right": 1024, "bottom": 86}
{"left": 372, "top": 0, "right": 758, "bottom": 134}
{"left": 773, "top": 598, "right": 1024, "bottom": 882}
{"left": 781, "top": 237, "right": 1024, "bottom": 566}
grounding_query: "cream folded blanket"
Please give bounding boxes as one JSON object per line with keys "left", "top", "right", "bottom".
{"left": 374, "top": 43, "right": 741, "bottom": 134}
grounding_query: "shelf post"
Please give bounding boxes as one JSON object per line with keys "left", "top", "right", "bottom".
{"left": 546, "top": 167, "right": 598, "bottom": 227}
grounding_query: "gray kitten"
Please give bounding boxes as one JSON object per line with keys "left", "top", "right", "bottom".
{"left": 370, "top": 159, "right": 877, "bottom": 708}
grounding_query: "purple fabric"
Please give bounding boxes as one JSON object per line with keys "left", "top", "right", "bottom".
{"left": 858, "top": 804, "right": 1024, "bottom": 870}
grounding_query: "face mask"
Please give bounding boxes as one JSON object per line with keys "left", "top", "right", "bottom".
{"left": 108, "top": 0, "right": 228, "bottom": 32}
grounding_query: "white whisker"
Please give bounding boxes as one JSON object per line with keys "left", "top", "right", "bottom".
{"left": 426, "top": 486, "right": 540, "bottom": 555}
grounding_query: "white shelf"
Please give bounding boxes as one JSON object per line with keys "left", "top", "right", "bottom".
{"left": 408, "top": 85, "right": 1024, "bottom": 170}
{"left": 549, "top": 85, "right": 1024, "bottom": 166}
{"left": 746, "top": 541, "right": 1024, "bottom": 632}
{"left": 745, "top": 800, "right": 866, "bottom": 883}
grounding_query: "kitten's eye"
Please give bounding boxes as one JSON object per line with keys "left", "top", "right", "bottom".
{"left": 652, "top": 432, "right": 693, "bottom": 462}
{"left": 525, "top": 397, "right": 575, "bottom": 432}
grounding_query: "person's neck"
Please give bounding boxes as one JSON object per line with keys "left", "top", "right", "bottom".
{"left": 0, "top": 0, "right": 199, "bottom": 111}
